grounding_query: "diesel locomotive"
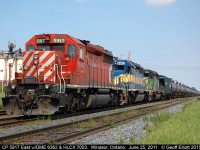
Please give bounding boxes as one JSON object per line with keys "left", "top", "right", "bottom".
{"left": 2, "top": 33, "right": 200, "bottom": 115}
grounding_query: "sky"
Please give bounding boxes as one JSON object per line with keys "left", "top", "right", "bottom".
{"left": 0, "top": 0, "right": 200, "bottom": 91}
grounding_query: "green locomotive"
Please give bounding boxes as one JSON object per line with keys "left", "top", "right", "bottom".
{"left": 144, "top": 69, "right": 163, "bottom": 101}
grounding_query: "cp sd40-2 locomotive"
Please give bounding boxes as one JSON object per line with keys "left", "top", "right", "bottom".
{"left": 2, "top": 34, "right": 200, "bottom": 115}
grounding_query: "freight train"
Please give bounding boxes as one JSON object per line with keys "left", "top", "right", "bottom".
{"left": 2, "top": 33, "right": 200, "bottom": 115}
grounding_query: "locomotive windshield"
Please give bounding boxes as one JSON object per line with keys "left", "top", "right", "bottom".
{"left": 53, "top": 45, "right": 64, "bottom": 52}
{"left": 113, "top": 65, "right": 124, "bottom": 70}
{"left": 159, "top": 78, "right": 164, "bottom": 85}
{"left": 36, "top": 44, "right": 64, "bottom": 52}
{"left": 38, "top": 45, "right": 50, "bottom": 51}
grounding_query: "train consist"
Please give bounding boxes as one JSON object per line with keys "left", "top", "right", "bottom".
{"left": 2, "top": 34, "right": 200, "bottom": 115}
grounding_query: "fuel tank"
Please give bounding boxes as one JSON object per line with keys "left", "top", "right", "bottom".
{"left": 86, "top": 94, "right": 111, "bottom": 108}
{"left": 135, "top": 94, "right": 145, "bottom": 102}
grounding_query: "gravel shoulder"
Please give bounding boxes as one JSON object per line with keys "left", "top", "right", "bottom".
{"left": 0, "top": 99, "right": 194, "bottom": 144}
{"left": 70, "top": 101, "right": 191, "bottom": 144}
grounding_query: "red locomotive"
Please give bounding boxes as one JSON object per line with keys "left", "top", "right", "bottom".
{"left": 2, "top": 34, "right": 117, "bottom": 115}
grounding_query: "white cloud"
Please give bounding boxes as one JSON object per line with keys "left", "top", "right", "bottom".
{"left": 146, "top": 0, "right": 176, "bottom": 6}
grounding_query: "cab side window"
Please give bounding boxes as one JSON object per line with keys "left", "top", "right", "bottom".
{"left": 27, "top": 45, "right": 34, "bottom": 51}
{"left": 79, "top": 47, "right": 84, "bottom": 60}
{"left": 126, "top": 66, "right": 130, "bottom": 74}
{"left": 68, "top": 44, "right": 76, "bottom": 58}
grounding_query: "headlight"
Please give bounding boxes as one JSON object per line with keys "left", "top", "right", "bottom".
{"left": 33, "top": 54, "right": 38, "bottom": 60}
{"left": 44, "top": 84, "right": 50, "bottom": 89}
{"left": 34, "top": 60, "right": 38, "bottom": 65}
{"left": 11, "top": 84, "right": 16, "bottom": 89}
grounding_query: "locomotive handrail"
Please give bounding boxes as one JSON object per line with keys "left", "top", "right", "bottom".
{"left": 60, "top": 65, "right": 67, "bottom": 93}
{"left": 54, "top": 64, "right": 62, "bottom": 93}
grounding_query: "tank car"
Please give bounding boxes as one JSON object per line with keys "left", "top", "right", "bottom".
{"left": 172, "top": 81, "right": 187, "bottom": 98}
{"left": 2, "top": 34, "right": 120, "bottom": 115}
{"left": 159, "top": 75, "right": 200, "bottom": 99}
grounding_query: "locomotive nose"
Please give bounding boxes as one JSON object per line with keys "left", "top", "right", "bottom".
{"left": 23, "top": 51, "right": 57, "bottom": 84}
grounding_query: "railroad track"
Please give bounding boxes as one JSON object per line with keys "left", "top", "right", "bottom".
{"left": 0, "top": 98, "right": 163, "bottom": 130}
{"left": 0, "top": 116, "right": 43, "bottom": 128}
{"left": 0, "top": 111, "right": 6, "bottom": 116}
{"left": 0, "top": 104, "right": 139, "bottom": 130}
{"left": 0, "top": 105, "right": 137, "bottom": 129}
{"left": 44, "top": 98, "right": 190, "bottom": 144}
{"left": 0, "top": 97, "right": 193, "bottom": 144}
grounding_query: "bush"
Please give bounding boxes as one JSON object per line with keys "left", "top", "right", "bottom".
{"left": 0, "top": 85, "right": 5, "bottom": 93}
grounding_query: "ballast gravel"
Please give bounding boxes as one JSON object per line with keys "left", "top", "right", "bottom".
{"left": 0, "top": 98, "right": 195, "bottom": 144}
{"left": 70, "top": 103, "right": 186, "bottom": 144}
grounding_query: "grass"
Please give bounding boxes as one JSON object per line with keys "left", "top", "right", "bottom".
{"left": 0, "top": 92, "right": 5, "bottom": 110}
{"left": 107, "top": 116, "right": 116, "bottom": 128}
{"left": 85, "top": 119, "right": 96, "bottom": 128}
{"left": 119, "top": 136, "right": 125, "bottom": 144}
{"left": 0, "top": 85, "right": 5, "bottom": 93}
{"left": 47, "top": 115, "right": 52, "bottom": 121}
{"left": 135, "top": 99, "right": 200, "bottom": 144}
{"left": 76, "top": 119, "right": 97, "bottom": 129}
{"left": 28, "top": 119, "right": 47, "bottom": 126}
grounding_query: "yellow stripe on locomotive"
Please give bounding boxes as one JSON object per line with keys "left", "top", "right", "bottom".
{"left": 113, "top": 74, "right": 144, "bottom": 86}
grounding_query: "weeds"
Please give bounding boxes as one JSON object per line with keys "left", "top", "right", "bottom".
{"left": 48, "top": 140, "right": 57, "bottom": 145}
{"left": 108, "top": 117, "right": 116, "bottom": 128}
{"left": 77, "top": 119, "right": 96, "bottom": 128}
{"left": 0, "top": 92, "right": 5, "bottom": 110}
{"left": 143, "top": 123, "right": 155, "bottom": 133}
{"left": 146, "top": 112, "right": 174, "bottom": 127}
{"left": 29, "top": 120, "right": 46, "bottom": 125}
{"left": 85, "top": 119, "right": 96, "bottom": 128}
{"left": 140, "top": 100, "right": 200, "bottom": 144}
{"left": 129, "top": 137, "right": 138, "bottom": 144}
{"left": 47, "top": 115, "right": 52, "bottom": 121}
{"left": 119, "top": 136, "right": 125, "bottom": 144}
